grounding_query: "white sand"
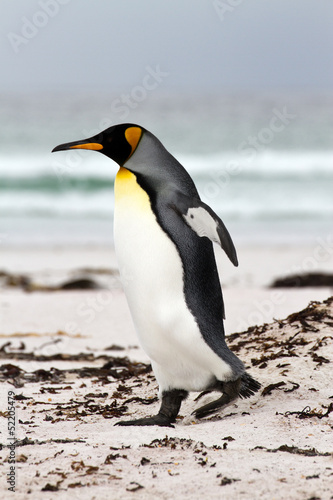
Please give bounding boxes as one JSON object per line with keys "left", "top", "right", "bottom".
{"left": 0, "top": 244, "right": 332, "bottom": 499}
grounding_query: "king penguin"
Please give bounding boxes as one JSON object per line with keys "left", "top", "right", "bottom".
{"left": 52, "top": 123, "right": 260, "bottom": 427}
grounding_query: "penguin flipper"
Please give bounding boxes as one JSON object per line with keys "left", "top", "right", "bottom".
{"left": 169, "top": 191, "right": 238, "bottom": 266}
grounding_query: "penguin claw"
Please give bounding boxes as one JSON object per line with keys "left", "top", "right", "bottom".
{"left": 115, "top": 415, "right": 174, "bottom": 427}
{"left": 193, "top": 390, "right": 212, "bottom": 402}
{"left": 193, "top": 378, "right": 242, "bottom": 419}
{"left": 194, "top": 374, "right": 261, "bottom": 419}
{"left": 193, "top": 393, "right": 232, "bottom": 419}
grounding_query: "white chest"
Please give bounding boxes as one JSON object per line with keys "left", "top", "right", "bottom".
{"left": 113, "top": 167, "right": 233, "bottom": 392}
{"left": 113, "top": 168, "right": 186, "bottom": 338}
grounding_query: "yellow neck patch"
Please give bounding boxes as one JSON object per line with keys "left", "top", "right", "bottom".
{"left": 125, "top": 126, "right": 142, "bottom": 157}
{"left": 115, "top": 167, "right": 150, "bottom": 212}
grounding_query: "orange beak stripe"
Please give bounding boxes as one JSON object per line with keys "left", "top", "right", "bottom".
{"left": 69, "top": 143, "right": 103, "bottom": 151}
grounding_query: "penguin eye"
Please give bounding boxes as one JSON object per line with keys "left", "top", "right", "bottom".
{"left": 94, "top": 132, "right": 105, "bottom": 144}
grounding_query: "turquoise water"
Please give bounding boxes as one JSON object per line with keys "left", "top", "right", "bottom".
{"left": 1, "top": 90, "right": 332, "bottom": 246}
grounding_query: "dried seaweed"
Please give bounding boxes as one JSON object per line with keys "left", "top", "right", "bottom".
{"left": 269, "top": 445, "right": 331, "bottom": 457}
{"left": 0, "top": 355, "right": 151, "bottom": 387}
{"left": 253, "top": 445, "right": 331, "bottom": 457}
{"left": 282, "top": 403, "right": 333, "bottom": 419}
{"left": 270, "top": 272, "right": 333, "bottom": 288}
{"left": 283, "top": 381, "right": 300, "bottom": 393}
{"left": 286, "top": 300, "right": 333, "bottom": 331}
{"left": 142, "top": 436, "right": 222, "bottom": 452}
{"left": 41, "top": 483, "right": 60, "bottom": 492}
{"left": 217, "top": 475, "right": 240, "bottom": 486}
{"left": 262, "top": 381, "right": 286, "bottom": 396}
{"left": 11, "top": 437, "right": 86, "bottom": 448}
{"left": 0, "top": 270, "right": 104, "bottom": 291}
{"left": 126, "top": 482, "right": 144, "bottom": 492}
{"left": 226, "top": 299, "right": 333, "bottom": 371}
{"left": 143, "top": 437, "right": 196, "bottom": 450}
{"left": 0, "top": 346, "right": 112, "bottom": 362}
{"left": 122, "top": 396, "right": 158, "bottom": 405}
{"left": 310, "top": 352, "right": 330, "bottom": 366}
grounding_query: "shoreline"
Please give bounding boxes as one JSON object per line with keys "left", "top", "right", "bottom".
{"left": 1, "top": 240, "right": 332, "bottom": 283}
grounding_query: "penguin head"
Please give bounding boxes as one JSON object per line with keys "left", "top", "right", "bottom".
{"left": 52, "top": 123, "right": 144, "bottom": 167}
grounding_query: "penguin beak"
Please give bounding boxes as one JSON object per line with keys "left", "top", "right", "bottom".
{"left": 52, "top": 140, "right": 103, "bottom": 153}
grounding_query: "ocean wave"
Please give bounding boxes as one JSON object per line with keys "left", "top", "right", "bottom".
{"left": 0, "top": 149, "right": 331, "bottom": 224}
{"left": 0, "top": 174, "right": 114, "bottom": 192}
{"left": 0, "top": 189, "right": 331, "bottom": 222}
{"left": 181, "top": 150, "right": 333, "bottom": 177}
{"left": 1, "top": 150, "right": 332, "bottom": 193}
{"left": 0, "top": 191, "right": 114, "bottom": 218}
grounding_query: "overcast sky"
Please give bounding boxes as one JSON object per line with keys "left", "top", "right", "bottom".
{"left": 1, "top": 0, "right": 332, "bottom": 93}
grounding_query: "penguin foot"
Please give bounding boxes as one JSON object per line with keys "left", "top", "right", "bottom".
{"left": 115, "top": 389, "right": 188, "bottom": 427}
{"left": 115, "top": 414, "right": 175, "bottom": 427}
{"left": 193, "top": 379, "right": 241, "bottom": 419}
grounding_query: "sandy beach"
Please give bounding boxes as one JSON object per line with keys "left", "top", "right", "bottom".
{"left": 2, "top": 0, "right": 332, "bottom": 496}
{"left": 1, "top": 1, "right": 332, "bottom": 498}
{"left": 0, "top": 244, "right": 332, "bottom": 499}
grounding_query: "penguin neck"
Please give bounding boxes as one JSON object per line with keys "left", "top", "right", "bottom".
{"left": 123, "top": 132, "right": 198, "bottom": 197}
{"left": 125, "top": 132, "right": 169, "bottom": 172}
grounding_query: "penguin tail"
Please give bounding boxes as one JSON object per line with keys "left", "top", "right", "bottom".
{"left": 239, "top": 372, "right": 261, "bottom": 399}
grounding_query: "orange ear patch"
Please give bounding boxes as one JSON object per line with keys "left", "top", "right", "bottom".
{"left": 124, "top": 127, "right": 142, "bottom": 156}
